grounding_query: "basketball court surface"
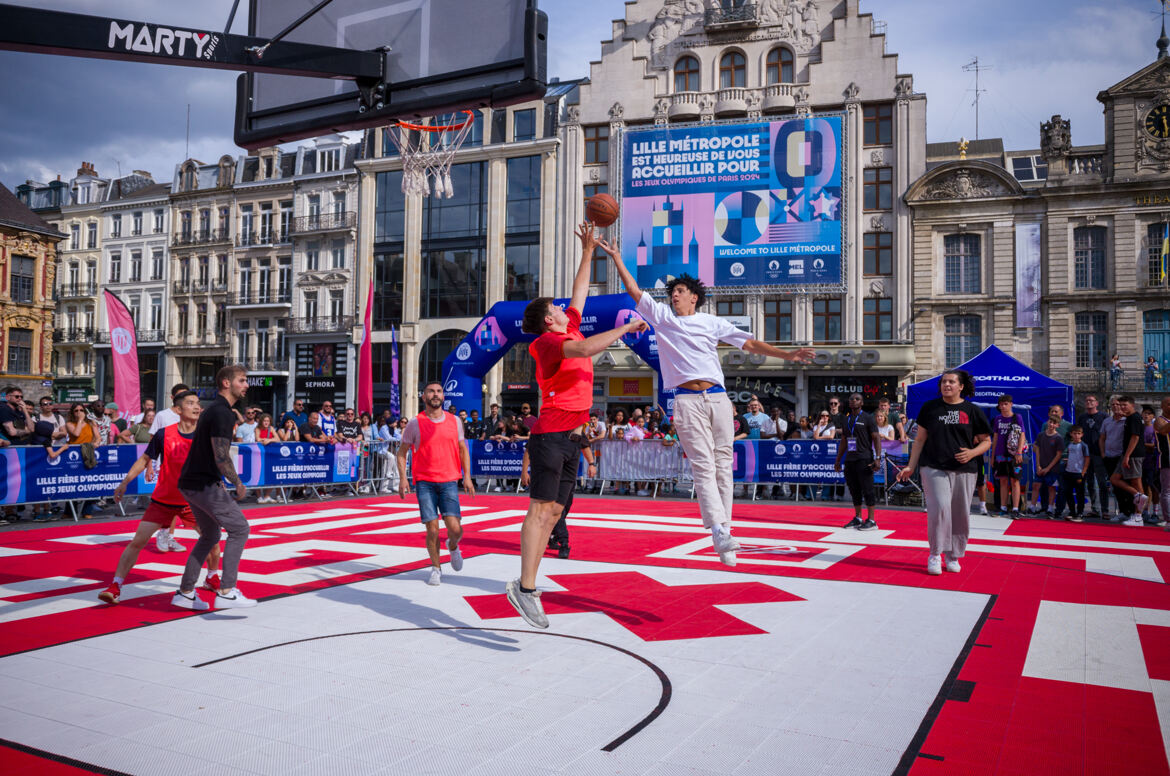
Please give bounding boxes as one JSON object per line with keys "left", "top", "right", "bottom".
{"left": 1, "top": 495, "right": 1169, "bottom": 775}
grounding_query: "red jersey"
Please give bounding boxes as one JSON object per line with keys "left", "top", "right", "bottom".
{"left": 530, "top": 306, "right": 591, "bottom": 434}
{"left": 405, "top": 411, "right": 465, "bottom": 483}
{"left": 144, "top": 424, "right": 195, "bottom": 508}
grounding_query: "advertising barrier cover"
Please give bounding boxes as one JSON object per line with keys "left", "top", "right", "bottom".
{"left": 622, "top": 116, "right": 844, "bottom": 288}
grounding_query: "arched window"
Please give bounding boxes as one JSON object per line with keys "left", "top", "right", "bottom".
{"left": 674, "top": 56, "right": 700, "bottom": 92}
{"left": 944, "top": 315, "right": 981, "bottom": 367}
{"left": 181, "top": 162, "right": 196, "bottom": 192}
{"left": 719, "top": 51, "right": 746, "bottom": 88}
{"left": 418, "top": 329, "right": 468, "bottom": 395}
{"left": 766, "top": 48, "right": 794, "bottom": 84}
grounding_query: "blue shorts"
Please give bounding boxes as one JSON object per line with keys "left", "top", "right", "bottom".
{"left": 416, "top": 480, "right": 461, "bottom": 524}
{"left": 1038, "top": 472, "right": 1061, "bottom": 488}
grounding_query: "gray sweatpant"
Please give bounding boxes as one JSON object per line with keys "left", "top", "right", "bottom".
{"left": 179, "top": 482, "right": 251, "bottom": 591}
{"left": 921, "top": 467, "right": 976, "bottom": 559}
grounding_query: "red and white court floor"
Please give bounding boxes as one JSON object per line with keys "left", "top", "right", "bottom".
{"left": 1, "top": 496, "right": 1169, "bottom": 775}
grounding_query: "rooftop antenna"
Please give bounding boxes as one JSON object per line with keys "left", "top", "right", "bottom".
{"left": 962, "top": 57, "right": 992, "bottom": 140}
{"left": 185, "top": 104, "right": 191, "bottom": 159}
{"left": 1158, "top": 0, "right": 1169, "bottom": 58}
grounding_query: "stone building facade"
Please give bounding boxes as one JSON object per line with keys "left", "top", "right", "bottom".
{"left": 557, "top": 0, "right": 926, "bottom": 415}
{"left": 905, "top": 51, "right": 1170, "bottom": 400}
{"left": 0, "top": 183, "right": 62, "bottom": 399}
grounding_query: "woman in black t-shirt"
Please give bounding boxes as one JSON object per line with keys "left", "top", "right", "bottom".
{"left": 897, "top": 370, "right": 992, "bottom": 576}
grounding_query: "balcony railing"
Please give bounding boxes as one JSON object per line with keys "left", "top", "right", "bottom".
{"left": 234, "top": 357, "right": 290, "bottom": 372}
{"left": 172, "top": 228, "right": 230, "bottom": 247}
{"left": 290, "top": 212, "right": 357, "bottom": 234}
{"left": 705, "top": 3, "right": 760, "bottom": 29}
{"left": 285, "top": 315, "right": 354, "bottom": 334}
{"left": 1068, "top": 153, "right": 1104, "bottom": 176}
{"left": 55, "top": 282, "right": 98, "bottom": 300}
{"left": 175, "top": 333, "right": 229, "bottom": 347}
{"left": 236, "top": 230, "right": 289, "bottom": 247}
{"left": 96, "top": 329, "right": 164, "bottom": 345}
{"left": 1049, "top": 369, "right": 1170, "bottom": 395}
{"left": 52, "top": 327, "right": 95, "bottom": 344}
{"left": 227, "top": 291, "right": 292, "bottom": 306}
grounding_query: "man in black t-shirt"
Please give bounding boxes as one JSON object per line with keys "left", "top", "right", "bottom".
{"left": 1079, "top": 394, "right": 1107, "bottom": 517}
{"left": 299, "top": 411, "right": 330, "bottom": 444}
{"left": 174, "top": 364, "right": 256, "bottom": 611}
{"left": 1110, "top": 395, "right": 1149, "bottom": 525}
{"left": 835, "top": 393, "right": 882, "bottom": 530}
{"left": 335, "top": 407, "right": 361, "bottom": 444}
{"left": 0, "top": 386, "right": 32, "bottom": 445}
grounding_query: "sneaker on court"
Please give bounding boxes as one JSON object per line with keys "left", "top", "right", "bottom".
{"left": 1009, "top": 510, "right": 1021, "bottom": 520}
{"left": 1069, "top": 514, "right": 1084, "bottom": 522}
{"left": 978, "top": 503, "right": 989, "bottom": 515}
{"left": 945, "top": 556, "right": 961, "bottom": 573}
{"left": 98, "top": 582, "right": 121, "bottom": 604}
{"left": 858, "top": 518, "right": 878, "bottom": 531}
{"left": 558, "top": 544, "right": 570, "bottom": 560}
{"left": 718, "top": 550, "right": 737, "bottom": 567}
{"left": 1135, "top": 494, "right": 1150, "bottom": 514}
{"left": 712, "top": 530, "right": 741, "bottom": 553}
{"left": 215, "top": 588, "right": 257, "bottom": 608}
{"left": 1123, "top": 515, "right": 1145, "bottom": 527}
{"left": 201, "top": 573, "right": 221, "bottom": 592}
{"left": 843, "top": 517, "right": 863, "bottom": 529}
{"left": 427, "top": 567, "right": 442, "bottom": 586}
{"left": 448, "top": 542, "right": 464, "bottom": 572}
{"left": 167, "top": 534, "right": 186, "bottom": 552}
{"left": 171, "top": 590, "right": 209, "bottom": 611}
{"left": 505, "top": 578, "right": 548, "bottom": 629}
{"left": 927, "top": 554, "right": 942, "bottom": 575}
{"left": 155, "top": 530, "right": 171, "bottom": 552}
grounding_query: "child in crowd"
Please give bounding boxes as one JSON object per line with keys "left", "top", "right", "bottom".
{"left": 1060, "top": 425, "right": 1090, "bottom": 522}
{"left": 1030, "top": 417, "right": 1065, "bottom": 517}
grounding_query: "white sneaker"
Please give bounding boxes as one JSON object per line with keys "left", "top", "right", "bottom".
{"left": 448, "top": 541, "right": 463, "bottom": 572}
{"left": 1135, "top": 494, "right": 1150, "bottom": 514}
{"left": 978, "top": 503, "right": 989, "bottom": 515}
{"left": 215, "top": 588, "right": 257, "bottom": 608}
{"left": 945, "top": 556, "right": 961, "bottom": 573}
{"left": 927, "top": 554, "right": 942, "bottom": 575}
{"left": 636, "top": 489, "right": 650, "bottom": 497}
{"left": 718, "top": 550, "right": 737, "bottom": 567}
{"left": 166, "top": 534, "right": 185, "bottom": 552}
{"left": 1123, "top": 515, "right": 1145, "bottom": 527}
{"left": 155, "top": 530, "right": 171, "bottom": 552}
{"left": 712, "top": 529, "right": 741, "bottom": 553}
{"left": 427, "top": 567, "right": 442, "bottom": 586}
{"left": 171, "top": 590, "right": 209, "bottom": 611}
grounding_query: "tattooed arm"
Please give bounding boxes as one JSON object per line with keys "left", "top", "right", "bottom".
{"left": 213, "top": 436, "right": 246, "bottom": 500}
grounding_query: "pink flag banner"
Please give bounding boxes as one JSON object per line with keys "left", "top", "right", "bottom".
{"left": 103, "top": 290, "right": 140, "bottom": 416}
{"left": 357, "top": 276, "right": 374, "bottom": 415}
{"left": 390, "top": 326, "right": 400, "bottom": 419}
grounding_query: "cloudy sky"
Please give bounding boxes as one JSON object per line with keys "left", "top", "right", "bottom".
{"left": 0, "top": 0, "right": 1158, "bottom": 189}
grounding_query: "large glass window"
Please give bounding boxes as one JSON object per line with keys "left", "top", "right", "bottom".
{"left": 813, "top": 298, "right": 842, "bottom": 343}
{"left": 374, "top": 251, "right": 404, "bottom": 326}
{"left": 108, "top": 253, "right": 122, "bottom": 283}
{"left": 375, "top": 170, "right": 406, "bottom": 242}
{"left": 590, "top": 246, "right": 608, "bottom": 285}
{"left": 764, "top": 299, "right": 792, "bottom": 343}
{"left": 719, "top": 51, "right": 746, "bottom": 88}
{"left": 506, "top": 156, "right": 541, "bottom": 234}
{"left": 863, "top": 167, "right": 893, "bottom": 210}
{"left": 513, "top": 108, "right": 536, "bottom": 142}
{"left": 766, "top": 48, "right": 794, "bottom": 84}
{"left": 863, "top": 232, "right": 892, "bottom": 275}
{"left": 944, "top": 234, "right": 981, "bottom": 294}
{"left": 1075, "top": 312, "right": 1108, "bottom": 368}
{"left": 1145, "top": 223, "right": 1169, "bottom": 287}
{"left": 863, "top": 297, "right": 893, "bottom": 342}
{"left": 7, "top": 328, "right": 31, "bottom": 373}
{"left": 584, "top": 125, "right": 609, "bottom": 165}
{"left": 421, "top": 246, "right": 486, "bottom": 318}
{"left": 944, "top": 315, "right": 981, "bottom": 366}
{"left": 674, "top": 56, "right": 700, "bottom": 92}
{"left": 505, "top": 243, "right": 540, "bottom": 302}
{"left": 10, "top": 256, "right": 34, "bottom": 303}
{"left": 863, "top": 104, "right": 893, "bottom": 145}
{"left": 422, "top": 162, "right": 486, "bottom": 239}
{"left": 1073, "top": 226, "right": 1106, "bottom": 290}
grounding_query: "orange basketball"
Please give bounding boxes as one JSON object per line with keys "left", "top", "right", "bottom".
{"left": 586, "top": 193, "right": 620, "bottom": 227}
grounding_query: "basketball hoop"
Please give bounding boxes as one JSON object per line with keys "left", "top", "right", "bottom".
{"left": 387, "top": 110, "right": 475, "bottom": 198}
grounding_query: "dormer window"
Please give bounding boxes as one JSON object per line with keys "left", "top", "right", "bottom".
{"left": 181, "top": 163, "right": 196, "bottom": 192}
{"left": 318, "top": 148, "right": 342, "bottom": 172}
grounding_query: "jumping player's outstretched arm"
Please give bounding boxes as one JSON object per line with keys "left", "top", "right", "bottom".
{"left": 569, "top": 222, "right": 595, "bottom": 314}
{"left": 563, "top": 319, "right": 649, "bottom": 359}
{"left": 742, "top": 339, "right": 816, "bottom": 363}
{"left": 598, "top": 237, "right": 642, "bottom": 303}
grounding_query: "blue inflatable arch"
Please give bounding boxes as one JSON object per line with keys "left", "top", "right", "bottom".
{"left": 440, "top": 294, "right": 674, "bottom": 416}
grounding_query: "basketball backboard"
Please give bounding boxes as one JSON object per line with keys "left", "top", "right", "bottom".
{"left": 235, "top": 0, "right": 547, "bottom": 148}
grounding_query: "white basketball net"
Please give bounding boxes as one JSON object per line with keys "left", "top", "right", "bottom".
{"left": 387, "top": 113, "right": 475, "bottom": 198}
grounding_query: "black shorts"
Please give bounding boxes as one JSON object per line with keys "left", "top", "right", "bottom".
{"left": 527, "top": 431, "right": 579, "bottom": 506}
{"left": 994, "top": 460, "right": 1020, "bottom": 480}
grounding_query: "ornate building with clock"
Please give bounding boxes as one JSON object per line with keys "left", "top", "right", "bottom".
{"left": 905, "top": 37, "right": 1170, "bottom": 399}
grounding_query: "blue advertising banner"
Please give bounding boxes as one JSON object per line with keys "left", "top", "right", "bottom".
{"left": 468, "top": 440, "right": 525, "bottom": 479}
{"left": 621, "top": 117, "right": 844, "bottom": 288}
{"left": 237, "top": 442, "right": 359, "bottom": 487}
{"left": 755, "top": 439, "right": 845, "bottom": 485}
{"left": 16, "top": 444, "right": 153, "bottom": 505}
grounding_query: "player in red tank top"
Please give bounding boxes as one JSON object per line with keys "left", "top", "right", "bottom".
{"left": 97, "top": 392, "right": 222, "bottom": 605}
{"left": 504, "top": 223, "right": 649, "bottom": 629}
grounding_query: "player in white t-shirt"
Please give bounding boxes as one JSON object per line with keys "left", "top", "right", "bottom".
{"left": 604, "top": 243, "right": 814, "bottom": 565}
